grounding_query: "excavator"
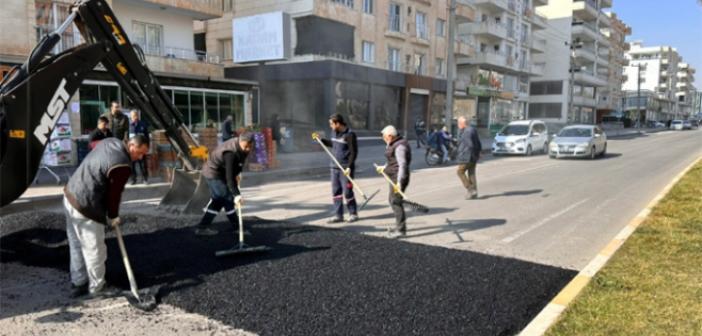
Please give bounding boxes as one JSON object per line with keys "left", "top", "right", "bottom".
{"left": 0, "top": 0, "right": 213, "bottom": 212}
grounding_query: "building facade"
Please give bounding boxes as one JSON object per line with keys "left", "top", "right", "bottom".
{"left": 597, "top": 11, "right": 630, "bottom": 121}
{"left": 528, "top": 0, "right": 614, "bottom": 128}
{"left": 455, "top": 0, "right": 549, "bottom": 136}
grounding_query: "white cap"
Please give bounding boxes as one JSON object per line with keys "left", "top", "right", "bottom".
{"left": 381, "top": 125, "right": 398, "bottom": 136}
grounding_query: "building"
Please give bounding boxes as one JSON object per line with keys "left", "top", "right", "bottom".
{"left": 528, "top": 0, "right": 614, "bottom": 128}
{"left": 1, "top": 0, "right": 257, "bottom": 148}
{"left": 455, "top": 0, "right": 550, "bottom": 136}
{"left": 622, "top": 42, "right": 691, "bottom": 122}
{"left": 201, "top": 0, "right": 479, "bottom": 148}
{"left": 597, "top": 11, "right": 630, "bottom": 122}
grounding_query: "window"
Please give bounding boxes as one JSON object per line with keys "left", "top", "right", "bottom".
{"left": 332, "top": 0, "right": 354, "bottom": 8}
{"left": 132, "top": 21, "right": 163, "bottom": 56}
{"left": 530, "top": 81, "right": 563, "bottom": 95}
{"left": 219, "top": 39, "right": 232, "bottom": 60}
{"left": 414, "top": 53, "right": 425, "bottom": 75}
{"left": 528, "top": 103, "right": 562, "bottom": 119}
{"left": 416, "top": 11, "right": 428, "bottom": 39}
{"left": 222, "top": 0, "right": 233, "bottom": 12}
{"left": 436, "top": 19, "right": 446, "bottom": 37}
{"left": 363, "top": 0, "right": 373, "bottom": 14}
{"left": 362, "top": 41, "right": 375, "bottom": 64}
{"left": 389, "top": 3, "right": 401, "bottom": 32}
{"left": 388, "top": 47, "right": 401, "bottom": 71}
{"left": 435, "top": 58, "right": 445, "bottom": 77}
{"left": 507, "top": 17, "right": 515, "bottom": 38}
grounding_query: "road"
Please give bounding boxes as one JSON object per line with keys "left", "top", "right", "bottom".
{"left": 239, "top": 129, "right": 701, "bottom": 270}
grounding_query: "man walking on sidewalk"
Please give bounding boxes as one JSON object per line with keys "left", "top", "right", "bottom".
{"left": 456, "top": 116, "right": 482, "bottom": 199}
{"left": 377, "top": 125, "right": 411, "bottom": 238}
{"left": 312, "top": 113, "right": 359, "bottom": 223}
{"left": 194, "top": 133, "right": 253, "bottom": 236}
{"left": 63, "top": 136, "right": 149, "bottom": 298}
{"left": 129, "top": 110, "right": 150, "bottom": 184}
{"left": 414, "top": 117, "right": 427, "bottom": 148}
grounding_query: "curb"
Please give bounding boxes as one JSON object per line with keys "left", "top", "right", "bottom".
{"left": 518, "top": 155, "right": 702, "bottom": 336}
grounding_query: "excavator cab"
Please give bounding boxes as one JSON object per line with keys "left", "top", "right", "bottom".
{"left": 0, "top": 0, "right": 213, "bottom": 213}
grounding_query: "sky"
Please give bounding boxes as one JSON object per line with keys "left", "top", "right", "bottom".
{"left": 612, "top": 0, "right": 702, "bottom": 88}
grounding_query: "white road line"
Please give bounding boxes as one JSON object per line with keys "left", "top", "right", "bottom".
{"left": 122, "top": 197, "right": 162, "bottom": 204}
{"left": 501, "top": 198, "right": 590, "bottom": 244}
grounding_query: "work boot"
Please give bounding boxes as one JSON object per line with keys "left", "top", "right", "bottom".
{"left": 194, "top": 226, "right": 218, "bottom": 236}
{"left": 326, "top": 217, "right": 344, "bottom": 224}
{"left": 387, "top": 229, "right": 406, "bottom": 239}
{"left": 69, "top": 283, "right": 89, "bottom": 299}
{"left": 90, "top": 284, "right": 122, "bottom": 299}
{"left": 346, "top": 214, "right": 359, "bottom": 223}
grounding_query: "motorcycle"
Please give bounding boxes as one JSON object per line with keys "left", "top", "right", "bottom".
{"left": 425, "top": 139, "right": 458, "bottom": 166}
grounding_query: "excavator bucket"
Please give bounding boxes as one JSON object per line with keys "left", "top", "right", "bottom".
{"left": 158, "top": 169, "right": 212, "bottom": 214}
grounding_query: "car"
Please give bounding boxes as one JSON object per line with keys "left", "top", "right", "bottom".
{"left": 690, "top": 120, "right": 700, "bottom": 129}
{"left": 492, "top": 120, "right": 549, "bottom": 156}
{"left": 549, "top": 125, "right": 607, "bottom": 159}
{"left": 671, "top": 120, "right": 684, "bottom": 130}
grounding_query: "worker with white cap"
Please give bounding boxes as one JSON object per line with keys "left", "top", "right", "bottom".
{"left": 376, "top": 125, "right": 412, "bottom": 238}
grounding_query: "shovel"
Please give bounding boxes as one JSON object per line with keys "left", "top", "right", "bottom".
{"left": 114, "top": 225, "right": 158, "bottom": 311}
{"left": 313, "top": 136, "right": 379, "bottom": 209}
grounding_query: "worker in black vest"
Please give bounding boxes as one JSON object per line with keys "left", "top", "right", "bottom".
{"left": 312, "top": 113, "right": 359, "bottom": 223}
{"left": 376, "top": 125, "right": 411, "bottom": 238}
{"left": 194, "top": 132, "right": 253, "bottom": 236}
{"left": 63, "top": 136, "right": 150, "bottom": 298}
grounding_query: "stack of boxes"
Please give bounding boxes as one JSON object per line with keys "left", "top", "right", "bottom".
{"left": 198, "top": 128, "right": 218, "bottom": 154}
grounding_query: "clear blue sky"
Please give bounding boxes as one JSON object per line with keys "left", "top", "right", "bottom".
{"left": 612, "top": 0, "right": 702, "bottom": 88}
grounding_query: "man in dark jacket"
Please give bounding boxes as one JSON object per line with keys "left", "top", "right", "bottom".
{"left": 194, "top": 132, "right": 253, "bottom": 236}
{"left": 129, "top": 110, "right": 150, "bottom": 184}
{"left": 101, "top": 101, "right": 129, "bottom": 142}
{"left": 88, "top": 116, "right": 113, "bottom": 149}
{"left": 414, "top": 117, "right": 427, "bottom": 148}
{"left": 377, "top": 125, "right": 411, "bottom": 238}
{"left": 221, "top": 115, "right": 235, "bottom": 141}
{"left": 456, "top": 116, "right": 482, "bottom": 199}
{"left": 63, "top": 136, "right": 149, "bottom": 298}
{"left": 312, "top": 113, "right": 359, "bottom": 223}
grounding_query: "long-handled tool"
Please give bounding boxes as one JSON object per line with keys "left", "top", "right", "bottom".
{"left": 114, "top": 225, "right": 158, "bottom": 311}
{"left": 313, "top": 136, "right": 379, "bottom": 209}
{"left": 373, "top": 163, "right": 429, "bottom": 213}
{"left": 215, "top": 202, "right": 271, "bottom": 257}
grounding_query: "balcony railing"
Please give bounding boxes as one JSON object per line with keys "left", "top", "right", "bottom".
{"left": 133, "top": 39, "right": 221, "bottom": 64}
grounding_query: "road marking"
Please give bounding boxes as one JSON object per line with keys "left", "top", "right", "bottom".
{"left": 519, "top": 155, "right": 702, "bottom": 336}
{"left": 501, "top": 198, "right": 590, "bottom": 244}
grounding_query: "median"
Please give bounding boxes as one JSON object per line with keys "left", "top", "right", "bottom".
{"left": 545, "top": 160, "right": 702, "bottom": 335}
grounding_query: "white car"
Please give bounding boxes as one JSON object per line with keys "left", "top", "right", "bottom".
{"left": 671, "top": 120, "right": 684, "bottom": 130}
{"left": 549, "top": 125, "right": 607, "bottom": 159}
{"left": 492, "top": 120, "right": 549, "bottom": 156}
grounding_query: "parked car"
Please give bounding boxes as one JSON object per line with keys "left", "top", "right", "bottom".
{"left": 671, "top": 120, "right": 684, "bottom": 130}
{"left": 549, "top": 125, "right": 607, "bottom": 159}
{"left": 690, "top": 120, "right": 700, "bottom": 129}
{"left": 492, "top": 120, "right": 549, "bottom": 156}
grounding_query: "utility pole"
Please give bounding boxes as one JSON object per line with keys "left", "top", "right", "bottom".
{"left": 636, "top": 63, "right": 641, "bottom": 128}
{"left": 445, "top": 0, "right": 457, "bottom": 131}
{"left": 567, "top": 40, "right": 581, "bottom": 124}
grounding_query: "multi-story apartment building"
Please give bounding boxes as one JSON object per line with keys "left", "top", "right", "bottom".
{"left": 623, "top": 42, "right": 685, "bottom": 121}
{"left": 0, "top": 0, "right": 256, "bottom": 145}
{"left": 597, "top": 11, "right": 630, "bottom": 121}
{"left": 203, "top": 0, "right": 478, "bottom": 142}
{"left": 676, "top": 62, "right": 696, "bottom": 116}
{"left": 529, "top": 0, "right": 614, "bottom": 127}
{"left": 455, "top": 0, "right": 549, "bottom": 135}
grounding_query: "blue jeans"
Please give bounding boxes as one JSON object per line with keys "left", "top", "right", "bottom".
{"left": 197, "top": 178, "right": 237, "bottom": 227}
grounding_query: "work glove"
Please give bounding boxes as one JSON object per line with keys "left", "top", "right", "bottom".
{"left": 392, "top": 183, "right": 402, "bottom": 194}
{"left": 343, "top": 167, "right": 352, "bottom": 177}
{"left": 108, "top": 217, "right": 122, "bottom": 228}
{"left": 375, "top": 164, "right": 386, "bottom": 174}
{"left": 311, "top": 132, "right": 320, "bottom": 141}
{"left": 234, "top": 195, "right": 243, "bottom": 207}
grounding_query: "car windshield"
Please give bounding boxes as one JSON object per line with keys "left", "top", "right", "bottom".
{"left": 673, "top": 121, "right": 682, "bottom": 124}
{"left": 499, "top": 125, "right": 529, "bottom": 136}
{"left": 558, "top": 128, "right": 592, "bottom": 137}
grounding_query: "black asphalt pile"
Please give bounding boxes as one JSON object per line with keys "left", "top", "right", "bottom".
{"left": 1, "top": 211, "right": 576, "bottom": 335}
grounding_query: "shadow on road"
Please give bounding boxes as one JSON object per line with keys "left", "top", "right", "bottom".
{"left": 478, "top": 189, "right": 543, "bottom": 200}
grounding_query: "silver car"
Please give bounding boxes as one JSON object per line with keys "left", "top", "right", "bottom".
{"left": 549, "top": 125, "right": 607, "bottom": 159}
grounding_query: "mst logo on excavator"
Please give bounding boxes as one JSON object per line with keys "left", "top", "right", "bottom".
{"left": 104, "top": 15, "right": 126, "bottom": 45}
{"left": 33, "top": 78, "right": 69, "bottom": 145}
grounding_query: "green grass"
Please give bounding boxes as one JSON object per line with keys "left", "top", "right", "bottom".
{"left": 546, "top": 163, "right": 702, "bottom": 336}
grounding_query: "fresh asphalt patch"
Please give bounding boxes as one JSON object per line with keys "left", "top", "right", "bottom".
{"left": 1, "top": 211, "right": 576, "bottom": 335}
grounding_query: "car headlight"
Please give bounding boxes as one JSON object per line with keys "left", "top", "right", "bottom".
{"left": 576, "top": 143, "right": 589, "bottom": 148}
{"left": 515, "top": 138, "right": 526, "bottom": 144}
{"left": 549, "top": 142, "right": 558, "bottom": 149}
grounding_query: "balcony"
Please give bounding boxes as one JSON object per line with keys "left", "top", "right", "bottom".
{"left": 600, "top": 0, "right": 613, "bottom": 9}
{"left": 462, "top": 50, "right": 510, "bottom": 71}
{"left": 573, "top": 0, "right": 598, "bottom": 20}
{"left": 598, "top": 12, "right": 611, "bottom": 27}
{"left": 572, "top": 21, "right": 599, "bottom": 42}
{"left": 454, "top": 37, "right": 475, "bottom": 57}
{"left": 574, "top": 69, "right": 607, "bottom": 86}
{"left": 596, "top": 55, "right": 609, "bottom": 67}
{"left": 468, "top": 21, "right": 509, "bottom": 41}
{"left": 574, "top": 47, "right": 597, "bottom": 62}
{"left": 531, "top": 63, "right": 546, "bottom": 76}
{"left": 573, "top": 95, "right": 597, "bottom": 107}
{"left": 530, "top": 13, "right": 548, "bottom": 30}
{"left": 473, "top": 0, "right": 511, "bottom": 13}
{"left": 677, "top": 82, "right": 689, "bottom": 89}
{"left": 144, "top": 54, "right": 223, "bottom": 78}
{"left": 136, "top": 0, "right": 223, "bottom": 20}
{"left": 531, "top": 38, "right": 546, "bottom": 53}
{"left": 598, "top": 47, "right": 610, "bottom": 58}
{"left": 456, "top": 0, "right": 476, "bottom": 24}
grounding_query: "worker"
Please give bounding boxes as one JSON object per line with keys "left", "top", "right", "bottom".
{"left": 63, "top": 136, "right": 150, "bottom": 298}
{"left": 101, "top": 101, "right": 129, "bottom": 142}
{"left": 221, "top": 115, "right": 235, "bottom": 142}
{"left": 376, "top": 125, "right": 412, "bottom": 238}
{"left": 128, "top": 109, "right": 150, "bottom": 185}
{"left": 312, "top": 113, "right": 359, "bottom": 223}
{"left": 194, "top": 132, "right": 253, "bottom": 236}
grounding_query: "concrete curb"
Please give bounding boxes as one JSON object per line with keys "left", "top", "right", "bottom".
{"left": 518, "top": 155, "right": 702, "bottom": 336}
